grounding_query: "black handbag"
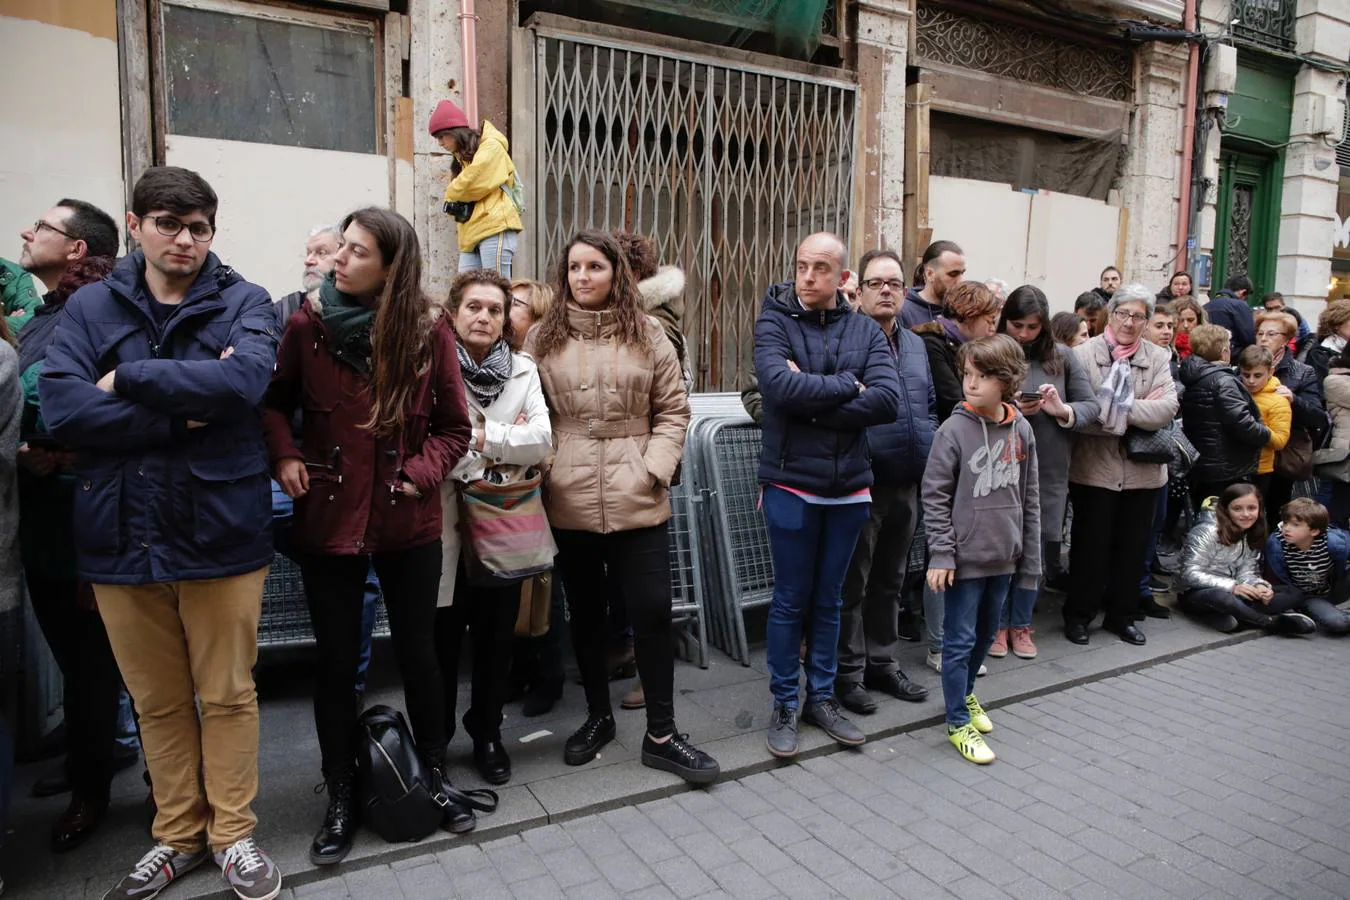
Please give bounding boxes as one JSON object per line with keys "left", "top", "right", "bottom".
{"left": 1166, "top": 423, "right": 1199, "bottom": 478}
{"left": 1122, "top": 425, "right": 1173, "bottom": 464}
{"left": 355, "top": 705, "right": 498, "bottom": 843}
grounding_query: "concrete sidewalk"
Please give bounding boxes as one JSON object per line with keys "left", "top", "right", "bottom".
{"left": 3, "top": 592, "right": 1258, "bottom": 899}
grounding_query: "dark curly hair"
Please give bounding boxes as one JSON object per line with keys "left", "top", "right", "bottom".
{"left": 51, "top": 255, "right": 116, "bottom": 306}
{"left": 612, "top": 230, "right": 659, "bottom": 282}
{"left": 447, "top": 268, "right": 515, "bottom": 347}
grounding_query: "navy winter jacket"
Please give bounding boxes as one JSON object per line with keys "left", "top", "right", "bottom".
{"left": 868, "top": 326, "right": 937, "bottom": 486}
{"left": 898, "top": 287, "right": 943, "bottom": 329}
{"left": 1265, "top": 527, "right": 1350, "bottom": 590}
{"left": 754, "top": 282, "right": 900, "bottom": 496}
{"left": 39, "top": 252, "right": 280, "bottom": 585}
{"left": 1204, "top": 290, "right": 1256, "bottom": 355}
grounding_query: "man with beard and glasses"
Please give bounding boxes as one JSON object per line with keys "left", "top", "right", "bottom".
{"left": 275, "top": 225, "right": 342, "bottom": 326}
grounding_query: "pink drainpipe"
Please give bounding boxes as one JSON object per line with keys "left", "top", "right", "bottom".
{"left": 1175, "top": 0, "right": 1199, "bottom": 273}
{"left": 460, "top": 0, "right": 479, "bottom": 125}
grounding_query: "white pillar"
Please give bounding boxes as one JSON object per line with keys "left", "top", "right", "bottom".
{"left": 1122, "top": 41, "right": 1189, "bottom": 288}
{"left": 854, "top": 0, "right": 909, "bottom": 256}
{"left": 1278, "top": 1, "right": 1350, "bottom": 315}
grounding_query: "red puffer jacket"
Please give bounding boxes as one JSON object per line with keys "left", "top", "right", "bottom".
{"left": 263, "top": 307, "right": 471, "bottom": 555}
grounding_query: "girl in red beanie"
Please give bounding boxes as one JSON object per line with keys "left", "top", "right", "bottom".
{"left": 428, "top": 100, "right": 524, "bottom": 277}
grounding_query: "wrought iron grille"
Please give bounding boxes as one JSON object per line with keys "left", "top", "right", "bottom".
{"left": 1229, "top": 184, "right": 1253, "bottom": 279}
{"left": 914, "top": 5, "right": 1131, "bottom": 102}
{"left": 1231, "top": 0, "right": 1296, "bottom": 53}
{"left": 535, "top": 33, "right": 857, "bottom": 391}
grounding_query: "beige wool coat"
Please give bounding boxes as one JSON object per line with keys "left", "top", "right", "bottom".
{"left": 525, "top": 303, "right": 690, "bottom": 534}
{"left": 1068, "top": 335, "right": 1179, "bottom": 492}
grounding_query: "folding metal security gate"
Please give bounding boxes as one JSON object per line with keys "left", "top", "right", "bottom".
{"left": 534, "top": 29, "right": 857, "bottom": 392}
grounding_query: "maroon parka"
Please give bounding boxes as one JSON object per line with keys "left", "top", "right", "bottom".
{"left": 262, "top": 306, "right": 471, "bottom": 555}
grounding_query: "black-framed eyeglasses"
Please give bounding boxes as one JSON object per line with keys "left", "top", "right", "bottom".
{"left": 141, "top": 215, "right": 215, "bottom": 242}
{"left": 33, "top": 219, "right": 74, "bottom": 239}
{"left": 863, "top": 278, "right": 904, "bottom": 292}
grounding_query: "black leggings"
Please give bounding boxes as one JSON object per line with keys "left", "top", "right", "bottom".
{"left": 434, "top": 575, "right": 521, "bottom": 744}
{"left": 301, "top": 541, "right": 445, "bottom": 775}
{"left": 1064, "top": 484, "right": 1159, "bottom": 629}
{"left": 554, "top": 525, "right": 676, "bottom": 737}
{"left": 27, "top": 573, "right": 122, "bottom": 801}
{"left": 1179, "top": 585, "right": 1301, "bottom": 629}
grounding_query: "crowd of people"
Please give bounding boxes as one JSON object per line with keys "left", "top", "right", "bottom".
{"left": 2, "top": 110, "right": 1350, "bottom": 898}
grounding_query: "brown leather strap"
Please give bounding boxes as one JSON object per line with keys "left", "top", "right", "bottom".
{"left": 553, "top": 416, "right": 651, "bottom": 439}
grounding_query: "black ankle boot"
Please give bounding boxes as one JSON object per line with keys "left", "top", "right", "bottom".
{"left": 425, "top": 753, "right": 476, "bottom": 835}
{"left": 522, "top": 677, "right": 563, "bottom": 718}
{"left": 309, "top": 773, "right": 357, "bottom": 865}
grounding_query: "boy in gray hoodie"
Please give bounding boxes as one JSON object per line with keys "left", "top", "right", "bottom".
{"left": 922, "top": 334, "right": 1041, "bottom": 764}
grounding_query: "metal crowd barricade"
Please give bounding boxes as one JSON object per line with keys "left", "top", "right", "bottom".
{"left": 689, "top": 419, "right": 774, "bottom": 665}
{"left": 258, "top": 552, "right": 391, "bottom": 648}
{"left": 667, "top": 480, "right": 710, "bottom": 668}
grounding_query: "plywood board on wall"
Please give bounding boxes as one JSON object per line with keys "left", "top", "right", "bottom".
{"left": 929, "top": 176, "right": 1122, "bottom": 314}
{"left": 1026, "top": 191, "right": 1122, "bottom": 312}
{"left": 166, "top": 134, "right": 389, "bottom": 301}
{"left": 928, "top": 175, "right": 1031, "bottom": 292}
{"left": 0, "top": 13, "right": 126, "bottom": 266}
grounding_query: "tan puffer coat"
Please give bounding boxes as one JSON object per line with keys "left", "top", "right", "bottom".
{"left": 526, "top": 303, "right": 689, "bottom": 533}
{"left": 1068, "top": 335, "right": 1179, "bottom": 492}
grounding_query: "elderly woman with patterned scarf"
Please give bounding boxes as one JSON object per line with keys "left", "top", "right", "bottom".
{"left": 1062, "top": 284, "right": 1179, "bottom": 647}
{"left": 434, "top": 269, "right": 552, "bottom": 787}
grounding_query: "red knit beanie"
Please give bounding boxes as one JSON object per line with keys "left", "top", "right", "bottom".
{"left": 427, "top": 100, "right": 469, "bottom": 135}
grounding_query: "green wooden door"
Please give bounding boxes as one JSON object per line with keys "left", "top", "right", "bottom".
{"left": 1214, "top": 149, "right": 1282, "bottom": 296}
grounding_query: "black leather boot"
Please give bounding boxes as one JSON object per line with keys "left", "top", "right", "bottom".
{"left": 309, "top": 773, "right": 357, "bottom": 865}
{"left": 422, "top": 747, "right": 476, "bottom": 835}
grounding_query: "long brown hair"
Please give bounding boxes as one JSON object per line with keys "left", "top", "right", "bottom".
{"left": 446, "top": 126, "right": 481, "bottom": 176}
{"left": 532, "top": 230, "right": 651, "bottom": 362}
{"left": 0, "top": 310, "right": 12, "bottom": 348}
{"left": 1216, "top": 482, "right": 1266, "bottom": 550}
{"left": 343, "top": 207, "right": 433, "bottom": 437}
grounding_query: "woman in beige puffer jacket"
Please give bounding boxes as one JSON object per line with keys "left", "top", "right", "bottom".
{"left": 524, "top": 230, "right": 718, "bottom": 786}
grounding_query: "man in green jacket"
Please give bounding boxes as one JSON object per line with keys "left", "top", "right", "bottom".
{"left": 1, "top": 257, "right": 40, "bottom": 332}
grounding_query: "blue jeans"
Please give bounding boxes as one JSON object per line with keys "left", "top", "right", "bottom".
{"left": 114, "top": 687, "right": 139, "bottom": 756}
{"left": 943, "top": 575, "right": 1012, "bottom": 727}
{"left": 924, "top": 584, "right": 944, "bottom": 653}
{"left": 459, "top": 230, "right": 519, "bottom": 277}
{"left": 1139, "top": 487, "right": 1169, "bottom": 595}
{"left": 1001, "top": 540, "right": 1047, "bottom": 629}
{"left": 762, "top": 486, "right": 871, "bottom": 708}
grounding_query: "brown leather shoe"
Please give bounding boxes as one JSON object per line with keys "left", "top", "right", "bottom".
{"left": 50, "top": 794, "right": 108, "bottom": 853}
{"left": 620, "top": 679, "right": 646, "bottom": 710}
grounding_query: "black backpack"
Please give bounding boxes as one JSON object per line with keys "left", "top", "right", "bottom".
{"left": 355, "top": 705, "right": 498, "bottom": 843}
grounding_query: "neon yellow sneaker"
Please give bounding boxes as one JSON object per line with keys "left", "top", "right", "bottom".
{"left": 948, "top": 723, "right": 995, "bottom": 764}
{"left": 965, "top": 694, "right": 993, "bottom": 734}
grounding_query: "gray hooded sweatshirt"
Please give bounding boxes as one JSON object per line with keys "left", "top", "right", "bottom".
{"left": 922, "top": 402, "right": 1042, "bottom": 590}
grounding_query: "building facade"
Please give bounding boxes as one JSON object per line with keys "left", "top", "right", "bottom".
{"left": 4, "top": 0, "right": 1345, "bottom": 389}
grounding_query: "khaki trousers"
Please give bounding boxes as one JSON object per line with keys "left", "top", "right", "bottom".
{"left": 95, "top": 567, "right": 267, "bottom": 852}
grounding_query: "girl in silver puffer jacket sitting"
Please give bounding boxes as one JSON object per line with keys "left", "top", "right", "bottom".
{"left": 1177, "top": 483, "right": 1314, "bottom": 635}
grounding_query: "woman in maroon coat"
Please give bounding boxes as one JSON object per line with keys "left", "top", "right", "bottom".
{"left": 263, "top": 208, "right": 474, "bottom": 865}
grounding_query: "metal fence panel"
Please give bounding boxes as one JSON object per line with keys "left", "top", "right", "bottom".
{"left": 535, "top": 32, "right": 856, "bottom": 391}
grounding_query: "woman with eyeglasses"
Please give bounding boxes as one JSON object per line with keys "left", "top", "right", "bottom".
{"left": 264, "top": 208, "right": 478, "bottom": 865}
{"left": 1062, "top": 285, "right": 1179, "bottom": 647}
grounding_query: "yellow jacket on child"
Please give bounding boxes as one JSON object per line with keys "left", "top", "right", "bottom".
{"left": 1251, "top": 375, "right": 1291, "bottom": 475}
{"left": 442, "top": 120, "right": 523, "bottom": 252}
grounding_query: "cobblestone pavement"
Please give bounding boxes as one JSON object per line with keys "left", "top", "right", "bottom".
{"left": 281, "top": 636, "right": 1350, "bottom": 900}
